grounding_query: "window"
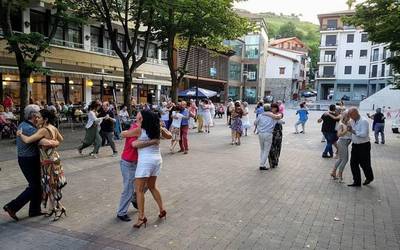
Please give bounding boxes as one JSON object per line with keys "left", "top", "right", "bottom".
{"left": 347, "top": 34, "right": 354, "bottom": 43}
{"left": 30, "top": 10, "right": 47, "bottom": 35}
{"left": 324, "top": 51, "right": 336, "bottom": 62}
{"left": 147, "top": 43, "right": 157, "bottom": 59}
{"left": 244, "top": 35, "right": 260, "bottom": 45}
{"left": 90, "top": 26, "right": 101, "bottom": 48}
{"left": 371, "top": 65, "right": 378, "bottom": 77}
{"left": 372, "top": 49, "right": 379, "bottom": 61}
{"left": 279, "top": 67, "right": 285, "bottom": 75}
{"left": 323, "top": 66, "right": 334, "bottom": 77}
{"left": 344, "top": 66, "right": 352, "bottom": 74}
{"left": 327, "top": 19, "right": 338, "bottom": 30}
{"left": 358, "top": 66, "right": 367, "bottom": 75}
{"left": 245, "top": 45, "right": 259, "bottom": 59}
{"left": 360, "top": 50, "right": 368, "bottom": 58}
{"left": 244, "top": 64, "right": 258, "bottom": 81}
{"left": 358, "top": 66, "right": 366, "bottom": 74}
{"left": 229, "top": 62, "right": 241, "bottom": 81}
{"left": 345, "top": 50, "right": 353, "bottom": 58}
{"left": 381, "top": 64, "right": 385, "bottom": 77}
{"left": 361, "top": 33, "right": 368, "bottom": 42}
{"left": 116, "top": 34, "right": 126, "bottom": 53}
{"left": 325, "top": 35, "right": 337, "bottom": 46}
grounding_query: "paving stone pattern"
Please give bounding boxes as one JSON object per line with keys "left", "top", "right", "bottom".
{"left": 0, "top": 109, "right": 400, "bottom": 249}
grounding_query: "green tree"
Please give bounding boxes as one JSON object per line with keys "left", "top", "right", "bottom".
{"left": 0, "top": 0, "right": 76, "bottom": 118}
{"left": 345, "top": 0, "right": 400, "bottom": 87}
{"left": 68, "top": 0, "right": 156, "bottom": 113}
{"left": 276, "top": 21, "right": 304, "bottom": 40}
{"left": 346, "top": 0, "right": 356, "bottom": 9}
{"left": 153, "top": 0, "right": 252, "bottom": 101}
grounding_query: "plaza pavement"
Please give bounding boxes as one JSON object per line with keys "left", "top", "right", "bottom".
{"left": 0, "top": 109, "right": 400, "bottom": 250}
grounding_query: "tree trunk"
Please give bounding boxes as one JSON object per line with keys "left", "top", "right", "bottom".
{"left": 122, "top": 62, "right": 133, "bottom": 114}
{"left": 170, "top": 71, "right": 179, "bottom": 102}
{"left": 19, "top": 70, "right": 30, "bottom": 122}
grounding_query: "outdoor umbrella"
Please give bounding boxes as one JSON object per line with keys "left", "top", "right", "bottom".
{"left": 178, "top": 87, "right": 218, "bottom": 98}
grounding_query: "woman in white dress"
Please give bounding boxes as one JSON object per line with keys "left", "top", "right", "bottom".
{"left": 202, "top": 100, "right": 212, "bottom": 133}
{"left": 209, "top": 100, "right": 216, "bottom": 126}
{"left": 241, "top": 102, "right": 251, "bottom": 136}
{"left": 129, "top": 110, "right": 166, "bottom": 228}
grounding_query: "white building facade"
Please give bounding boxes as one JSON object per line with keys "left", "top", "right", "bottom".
{"left": 265, "top": 47, "right": 307, "bottom": 101}
{"left": 316, "top": 10, "right": 394, "bottom": 102}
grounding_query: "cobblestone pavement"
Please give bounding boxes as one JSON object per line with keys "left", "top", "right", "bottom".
{"left": 1, "top": 109, "right": 400, "bottom": 250}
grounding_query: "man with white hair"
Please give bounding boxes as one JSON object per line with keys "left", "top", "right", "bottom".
{"left": 347, "top": 107, "right": 374, "bottom": 187}
{"left": 3, "top": 105, "right": 58, "bottom": 221}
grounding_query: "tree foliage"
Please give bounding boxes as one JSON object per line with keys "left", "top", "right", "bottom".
{"left": 346, "top": 0, "right": 400, "bottom": 87}
{"left": 153, "top": 0, "right": 252, "bottom": 101}
{"left": 67, "top": 0, "right": 157, "bottom": 111}
{"left": 0, "top": 0, "right": 78, "bottom": 117}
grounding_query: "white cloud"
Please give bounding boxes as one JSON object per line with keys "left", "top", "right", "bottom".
{"left": 234, "top": 0, "right": 350, "bottom": 24}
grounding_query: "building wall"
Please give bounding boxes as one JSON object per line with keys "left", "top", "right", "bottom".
{"left": 265, "top": 78, "right": 292, "bottom": 101}
{"left": 266, "top": 54, "right": 294, "bottom": 79}
{"left": 317, "top": 12, "right": 394, "bottom": 103}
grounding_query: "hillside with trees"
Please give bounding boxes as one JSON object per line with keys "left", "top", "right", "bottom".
{"left": 261, "top": 12, "right": 320, "bottom": 80}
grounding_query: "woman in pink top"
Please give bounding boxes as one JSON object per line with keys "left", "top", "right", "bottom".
{"left": 116, "top": 114, "right": 158, "bottom": 222}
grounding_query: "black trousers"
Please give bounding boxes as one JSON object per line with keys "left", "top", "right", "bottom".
{"left": 6, "top": 155, "right": 42, "bottom": 215}
{"left": 350, "top": 142, "right": 374, "bottom": 185}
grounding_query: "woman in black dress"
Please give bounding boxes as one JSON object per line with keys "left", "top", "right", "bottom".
{"left": 268, "top": 103, "right": 283, "bottom": 168}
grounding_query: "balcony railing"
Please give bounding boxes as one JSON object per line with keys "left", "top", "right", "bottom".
{"left": 318, "top": 74, "right": 336, "bottom": 78}
{"left": 322, "top": 42, "right": 338, "bottom": 47}
{"left": 49, "top": 39, "right": 166, "bottom": 65}
{"left": 321, "top": 55, "right": 336, "bottom": 62}
{"left": 51, "top": 39, "right": 84, "bottom": 49}
{"left": 320, "top": 25, "right": 355, "bottom": 31}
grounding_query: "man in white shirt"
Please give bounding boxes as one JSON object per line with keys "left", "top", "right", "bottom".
{"left": 347, "top": 107, "right": 374, "bottom": 187}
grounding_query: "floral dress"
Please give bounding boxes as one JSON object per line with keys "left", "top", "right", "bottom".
{"left": 40, "top": 128, "right": 66, "bottom": 208}
{"left": 230, "top": 107, "right": 243, "bottom": 135}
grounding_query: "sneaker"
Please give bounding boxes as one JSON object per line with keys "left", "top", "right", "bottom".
{"left": 89, "top": 153, "right": 98, "bottom": 159}
{"left": 374, "top": 141, "right": 379, "bottom": 144}
{"left": 112, "top": 152, "right": 118, "bottom": 157}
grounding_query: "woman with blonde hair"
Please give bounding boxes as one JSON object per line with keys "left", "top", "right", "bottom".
{"left": 330, "top": 111, "right": 352, "bottom": 182}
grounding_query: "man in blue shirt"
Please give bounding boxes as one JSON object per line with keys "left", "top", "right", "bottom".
{"left": 3, "top": 105, "right": 58, "bottom": 221}
{"left": 294, "top": 102, "right": 309, "bottom": 134}
{"left": 179, "top": 101, "right": 190, "bottom": 154}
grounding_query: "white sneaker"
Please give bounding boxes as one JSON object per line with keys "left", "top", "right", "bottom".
{"left": 89, "top": 153, "right": 98, "bottom": 159}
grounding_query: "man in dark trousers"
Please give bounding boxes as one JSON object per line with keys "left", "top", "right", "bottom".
{"left": 318, "top": 104, "right": 340, "bottom": 158}
{"left": 347, "top": 107, "right": 374, "bottom": 187}
{"left": 3, "top": 105, "right": 58, "bottom": 221}
{"left": 99, "top": 101, "right": 118, "bottom": 156}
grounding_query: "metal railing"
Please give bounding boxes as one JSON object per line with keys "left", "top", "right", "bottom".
{"left": 51, "top": 39, "right": 84, "bottom": 49}
{"left": 321, "top": 55, "right": 336, "bottom": 62}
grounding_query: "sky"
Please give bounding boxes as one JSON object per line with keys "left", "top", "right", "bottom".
{"left": 234, "top": 0, "right": 351, "bottom": 24}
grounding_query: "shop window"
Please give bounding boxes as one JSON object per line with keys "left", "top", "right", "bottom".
{"left": 337, "top": 84, "right": 351, "bottom": 92}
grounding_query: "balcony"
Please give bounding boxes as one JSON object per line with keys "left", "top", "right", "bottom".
{"left": 50, "top": 39, "right": 167, "bottom": 65}
{"left": 51, "top": 39, "right": 84, "bottom": 49}
{"left": 320, "top": 25, "right": 355, "bottom": 31}
{"left": 319, "top": 55, "right": 336, "bottom": 64}
{"left": 317, "top": 73, "right": 336, "bottom": 79}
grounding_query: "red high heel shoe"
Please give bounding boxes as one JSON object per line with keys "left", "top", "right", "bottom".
{"left": 133, "top": 217, "right": 147, "bottom": 228}
{"left": 159, "top": 210, "right": 167, "bottom": 220}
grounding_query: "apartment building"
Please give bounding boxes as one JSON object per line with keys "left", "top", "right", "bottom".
{"left": 266, "top": 37, "right": 310, "bottom": 101}
{"left": 226, "top": 9, "right": 269, "bottom": 104}
{"left": 0, "top": 2, "right": 171, "bottom": 106}
{"left": 316, "top": 10, "right": 394, "bottom": 102}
